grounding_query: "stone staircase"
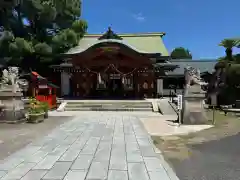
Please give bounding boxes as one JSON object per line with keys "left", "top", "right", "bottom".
{"left": 64, "top": 100, "right": 153, "bottom": 112}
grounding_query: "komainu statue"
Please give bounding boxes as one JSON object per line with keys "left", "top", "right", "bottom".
{"left": 1, "top": 67, "right": 28, "bottom": 92}
{"left": 182, "top": 66, "right": 208, "bottom": 124}
{"left": 0, "top": 67, "right": 28, "bottom": 122}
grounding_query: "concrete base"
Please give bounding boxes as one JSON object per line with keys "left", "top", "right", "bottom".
{"left": 0, "top": 89, "right": 25, "bottom": 123}
{"left": 182, "top": 84, "right": 208, "bottom": 125}
{"left": 1, "top": 110, "right": 25, "bottom": 122}
{"left": 183, "top": 98, "right": 208, "bottom": 125}
{"left": 183, "top": 110, "right": 208, "bottom": 124}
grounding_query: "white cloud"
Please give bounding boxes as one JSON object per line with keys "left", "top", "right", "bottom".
{"left": 132, "top": 13, "right": 146, "bottom": 22}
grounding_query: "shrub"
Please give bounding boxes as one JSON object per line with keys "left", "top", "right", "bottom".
{"left": 28, "top": 98, "right": 44, "bottom": 114}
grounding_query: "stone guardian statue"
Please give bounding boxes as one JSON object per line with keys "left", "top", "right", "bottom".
{"left": 0, "top": 67, "right": 28, "bottom": 122}
{"left": 182, "top": 66, "right": 208, "bottom": 124}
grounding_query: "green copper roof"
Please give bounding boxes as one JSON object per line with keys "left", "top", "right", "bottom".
{"left": 48, "top": 82, "right": 59, "bottom": 88}
{"left": 66, "top": 30, "right": 169, "bottom": 56}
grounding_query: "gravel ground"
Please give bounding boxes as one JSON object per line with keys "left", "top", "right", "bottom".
{"left": 169, "top": 133, "right": 240, "bottom": 180}
{"left": 0, "top": 116, "right": 72, "bottom": 160}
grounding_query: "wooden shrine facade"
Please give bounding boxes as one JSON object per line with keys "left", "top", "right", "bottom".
{"left": 51, "top": 28, "right": 173, "bottom": 99}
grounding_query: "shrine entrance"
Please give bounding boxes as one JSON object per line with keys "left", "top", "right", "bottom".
{"left": 87, "top": 65, "right": 136, "bottom": 99}
{"left": 108, "top": 74, "right": 124, "bottom": 98}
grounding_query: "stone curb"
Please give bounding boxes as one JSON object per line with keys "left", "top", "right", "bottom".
{"left": 154, "top": 145, "right": 180, "bottom": 180}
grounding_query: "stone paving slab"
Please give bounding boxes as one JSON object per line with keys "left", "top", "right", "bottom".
{"left": 64, "top": 170, "right": 87, "bottom": 180}
{"left": 21, "top": 170, "right": 47, "bottom": 180}
{"left": 42, "top": 161, "right": 72, "bottom": 179}
{"left": 108, "top": 170, "right": 128, "bottom": 180}
{"left": 0, "top": 113, "right": 179, "bottom": 180}
{"left": 0, "top": 171, "right": 6, "bottom": 179}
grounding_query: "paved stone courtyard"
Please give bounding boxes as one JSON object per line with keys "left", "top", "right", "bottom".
{"left": 0, "top": 117, "right": 72, "bottom": 160}
{"left": 0, "top": 112, "right": 178, "bottom": 180}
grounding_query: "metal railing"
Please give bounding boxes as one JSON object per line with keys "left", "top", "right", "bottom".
{"left": 168, "top": 90, "right": 178, "bottom": 112}
{"left": 169, "top": 89, "right": 184, "bottom": 104}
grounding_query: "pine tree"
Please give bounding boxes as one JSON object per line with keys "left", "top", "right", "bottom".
{"left": 0, "top": 0, "right": 87, "bottom": 73}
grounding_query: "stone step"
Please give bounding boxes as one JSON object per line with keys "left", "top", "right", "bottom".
{"left": 64, "top": 100, "right": 153, "bottom": 112}
{"left": 64, "top": 107, "right": 153, "bottom": 111}
{"left": 65, "top": 104, "right": 152, "bottom": 108}
{"left": 66, "top": 101, "right": 151, "bottom": 105}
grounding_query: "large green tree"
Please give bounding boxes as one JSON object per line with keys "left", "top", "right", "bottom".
{"left": 210, "top": 38, "right": 240, "bottom": 105}
{"left": 0, "top": 0, "right": 87, "bottom": 74}
{"left": 170, "top": 47, "right": 192, "bottom": 59}
{"left": 219, "top": 38, "right": 238, "bottom": 61}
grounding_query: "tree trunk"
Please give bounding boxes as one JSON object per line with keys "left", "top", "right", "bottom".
{"left": 16, "top": 4, "right": 23, "bottom": 29}
{"left": 225, "top": 48, "right": 233, "bottom": 61}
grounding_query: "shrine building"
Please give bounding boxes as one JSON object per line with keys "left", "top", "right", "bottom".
{"left": 50, "top": 27, "right": 216, "bottom": 99}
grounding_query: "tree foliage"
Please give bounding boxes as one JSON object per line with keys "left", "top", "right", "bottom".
{"left": 0, "top": 0, "right": 87, "bottom": 73}
{"left": 170, "top": 47, "right": 192, "bottom": 59}
{"left": 210, "top": 38, "right": 240, "bottom": 105}
{"left": 219, "top": 38, "right": 239, "bottom": 61}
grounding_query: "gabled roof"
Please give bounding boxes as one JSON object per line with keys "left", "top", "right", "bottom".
{"left": 154, "top": 62, "right": 179, "bottom": 71}
{"left": 47, "top": 82, "right": 59, "bottom": 88}
{"left": 167, "top": 59, "right": 217, "bottom": 75}
{"left": 31, "top": 71, "right": 58, "bottom": 88}
{"left": 98, "top": 27, "right": 123, "bottom": 40}
{"left": 66, "top": 28, "right": 169, "bottom": 56}
{"left": 31, "top": 71, "right": 45, "bottom": 80}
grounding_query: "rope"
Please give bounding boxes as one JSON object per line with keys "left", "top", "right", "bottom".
{"left": 83, "top": 64, "right": 137, "bottom": 76}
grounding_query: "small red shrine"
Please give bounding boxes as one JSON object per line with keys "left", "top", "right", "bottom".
{"left": 28, "top": 71, "right": 58, "bottom": 109}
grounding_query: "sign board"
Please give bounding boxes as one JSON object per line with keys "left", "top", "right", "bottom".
{"left": 157, "top": 79, "right": 163, "bottom": 95}
{"left": 210, "top": 94, "right": 217, "bottom": 106}
{"left": 110, "top": 74, "right": 121, "bottom": 79}
{"left": 38, "top": 85, "right": 48, "bottom": 89}
{"left": 177, "top": 95, "right": 183, "bottom": 110}
{"left": 97, "top": 46, "right": 120, "bottom": 52}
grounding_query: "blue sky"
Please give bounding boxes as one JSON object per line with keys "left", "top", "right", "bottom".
{"left": 82, "top": 0, "right": 240, "bottom": 59}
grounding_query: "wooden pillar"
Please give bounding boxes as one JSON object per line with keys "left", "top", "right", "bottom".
{"left": 32, "top": 88, "right": 35, "bottom": 97}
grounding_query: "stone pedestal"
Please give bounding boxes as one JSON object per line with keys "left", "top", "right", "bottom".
{"left": 182, "top": 84, "right": 208, "bottom": 124}
{"left": 0, "top": 87, "right": 26, "bottom": 123}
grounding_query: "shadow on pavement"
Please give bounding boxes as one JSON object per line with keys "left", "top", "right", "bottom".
{"left": 171, "top": 133, "right": 240, "bottom": 180}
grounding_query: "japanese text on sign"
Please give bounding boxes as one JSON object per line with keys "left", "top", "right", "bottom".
{"left": 177, "top": 95, "right": 183, "bottom": 110}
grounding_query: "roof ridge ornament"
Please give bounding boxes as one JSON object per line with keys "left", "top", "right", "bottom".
{"left": 98, "top": 27, "right": 123, "bottom": 40}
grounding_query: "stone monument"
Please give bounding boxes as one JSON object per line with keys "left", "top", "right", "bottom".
{"left": 182, "top": 66, "right": 208, "bottom": 124}
{"left": 0, "top": 67, "right": 28, "bottom": 123}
